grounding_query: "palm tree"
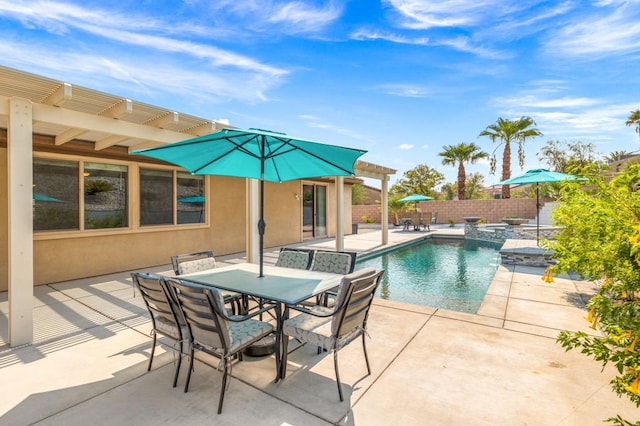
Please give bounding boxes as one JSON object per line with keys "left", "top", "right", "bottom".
{"left": 604, "top": 150, "right": 629, "bottom": 164}
{"left": 438, "top": 142, "right": 487, "bottom": 200}
{"left": 479, "top": 116, "right": 542, "bottom": 198}
{"left": 626, "top": 109, "right": 640, "bottom": 139}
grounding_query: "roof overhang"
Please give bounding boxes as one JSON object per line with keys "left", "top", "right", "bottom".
{"left": 0, "top": 65, "right": 395, "bottom": 180}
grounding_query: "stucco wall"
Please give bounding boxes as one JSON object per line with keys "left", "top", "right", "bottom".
{"left": 0, "top": 159, "right": 312, "bottom": 289}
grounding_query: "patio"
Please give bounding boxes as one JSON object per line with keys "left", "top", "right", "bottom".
{"left": 1, "top": 227, "right": 637, "bottom": 425}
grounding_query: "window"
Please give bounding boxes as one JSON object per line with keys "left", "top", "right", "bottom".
{"left": 84, "top": 162, "right": 128, "bottom": 229}
{"left": 33, "top": 158, "right": 80, "bottom": 231}
{"left": 140, "top": 168, "right": 173, "bottom": 225}
{"left": 33, "top": 156, "right": 205, "bottom": 232}
{"left": 177, "top": 171, "right": 205, "bottom": 224}
{"left": 139, "top": 168, "right": 205, "bottom": 226}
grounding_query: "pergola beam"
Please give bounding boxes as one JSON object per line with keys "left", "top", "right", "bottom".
{"left": 95, "top": 135, "right": 129, "bottom": 151}
{"left": 29, "top": 101, "right": 192, "bottom": 145}
{"left": 42, "top": 83, "right": 72, "bottom": 106}
{"left": 187, "top": 121, "right": 219, "bottom": 136}
{"left": 145, "top": 111, "right": 179, "bottom": 128}
{"left": 100, "top": 99, "right": 133, "bottom": 118}
{"left": 55, "top": 127, "right": 88, "bottom": 145}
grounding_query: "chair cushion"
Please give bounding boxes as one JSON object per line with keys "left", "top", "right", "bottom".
{"left": 275, "top": 251, "right": 310, "bottom": 270}
{"left": 178, "top": 257, "right": 217, "bottom": 275}
{"left": 154, "top": 316, "right": 190, "bottom": 353}
{"left": 229, "top": 320, "right": 274, "bottom": 353}
{"left": 311, "top": 252, "right": 352, "bottom": 274}
{"left": 283, "top": 307, "right": 361, "bottom": 351}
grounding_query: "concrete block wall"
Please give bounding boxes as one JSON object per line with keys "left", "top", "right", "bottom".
{"left": 352, "top": 198, "right": 541, "bottom": 224}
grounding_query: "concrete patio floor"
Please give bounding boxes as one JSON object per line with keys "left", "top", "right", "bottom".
{"left": 1, "top": 226, "right": 638, "bottom": 425}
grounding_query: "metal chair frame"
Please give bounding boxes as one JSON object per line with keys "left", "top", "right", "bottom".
{"left": 131, "top": 272, "right": 187, "bottom": 388}
{"left": 281, "top": 269, "right": 384, "bottom": 401}
{"left": 165, "top": 278, "right": 279, "bottom": 414}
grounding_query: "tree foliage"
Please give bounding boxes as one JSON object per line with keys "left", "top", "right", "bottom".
{"left": 626, "top": 109, "right": 640, "bottom": 139}
{"left": 537, "top": 139, "right": 604, "bottom": 175}
{"left": 438, "top": 142, "right": 487, "bottom": 200}
{"left": 549, "top": 165, "right": 640, "bottom": 425}
{"left": 441, "top": 173, "right": 488, "bottom": 200}
{"left": 351, "top": 183, "right": 367, "bottom": 205}
{"left": 479, "top": 116, "right": 542, "bottom": 199}
{"left": 605, "top": 150, "right": 632, "bottom": 165}
{"left": 389, "top": 164, "right": 444, "bottom": 197}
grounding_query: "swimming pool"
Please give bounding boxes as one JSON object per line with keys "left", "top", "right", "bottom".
{"left": 356, "top": 238, "right": 501, "bottom": 313}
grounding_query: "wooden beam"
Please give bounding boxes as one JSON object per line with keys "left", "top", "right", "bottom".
{"left": 31, "top": 102, "right": 191, "bottom": 144}
{"left": 55, "top": 127, "right": 87, "bottom": 145}
{"left": 95, "top": 135, "right": 129, "bottom": 151}
{"left": 187, "top": 121, "right": 218, "bottom": 136}
{"left": 100, "top": 99, "right": 133, "bottom": 118}
{"left": 145, "top": 111, "right": 179, "bottom": 128}
{"left": 42, "top": 82, "right": 72, "bottom": 106}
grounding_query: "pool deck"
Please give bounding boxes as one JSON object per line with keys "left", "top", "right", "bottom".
{"left": 1, "top": 225, "right": 638, "bottom": 425}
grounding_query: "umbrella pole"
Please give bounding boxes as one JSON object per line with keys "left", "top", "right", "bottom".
{"left": 536, "top": 183, "right": 540, "bottom": 246}
{"left": 258, "top": 143, "right": 266, "bottom": 278}
{"left": 258, "top": 180, "right": 265, "bottom": 278}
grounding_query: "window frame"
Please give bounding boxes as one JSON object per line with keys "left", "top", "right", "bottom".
{"left": 33, "top": 152, "right": 209, "bottom": 240}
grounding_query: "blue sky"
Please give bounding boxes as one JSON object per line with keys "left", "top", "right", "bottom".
{"left": 0, "top": 0, "right": 638, "bottom": 187}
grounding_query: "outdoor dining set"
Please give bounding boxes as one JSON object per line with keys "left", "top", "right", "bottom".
{"left": 130, "top": 248, "right": 385, "bottom": 414}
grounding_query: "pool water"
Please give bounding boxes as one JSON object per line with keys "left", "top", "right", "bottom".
{"left": 356, "top": 239, "right": 501, "bottom": 313}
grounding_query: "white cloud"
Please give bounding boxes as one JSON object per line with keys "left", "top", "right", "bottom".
{"left": 350, "top": 28, "right": 429, "bottom": 45}
{"left": 495, "top": 95, "right": 600, "bottom": 109}
{"left": 398, "top": 143, "right": 414, "bottom": 150}
{"left": 378, "top": 83, "right": 432, "bottom": 98}
{"left": 268, "top": 1, "right": 342, "bottom": 32}
{"left": 544, "top": 2, "right": 640, "bottom": 57}
{"left": 0, "top": 39, "right": 279, "bottom": 103}
{"left": 301, "top": 116, "right": 367, "bottom": 141}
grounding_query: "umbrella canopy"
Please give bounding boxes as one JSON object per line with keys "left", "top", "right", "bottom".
{"left": 33, "top": 192, "right": 62, "bottom": 202}
{"left": 178, "top": 195, "right": 205, "bottom": 203}
{"left": 398, "top": 194, "right": 433, "bottom": 203}
{"left": 132, "top": 127, "right": 367, "bottom": 276}
{"left": 498, "top": 169, "right": 578, "bottom": 186}
{"left": 497, "top": 168, "right": 581, "bottom": 245}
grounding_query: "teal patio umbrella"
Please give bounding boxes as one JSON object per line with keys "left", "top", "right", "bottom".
{"left": 178, "top": 195, "right": 205, "bottom": 203}
{"left": 132, "top": 128, "right": 367, "bottom": 277}
{"left": 497, "top": 168, "right": 581, "bottom": 245}
{"left": 33, "top": 192, "right": 62, "bottom": 202}
{"left": 398, "top": 194, "right": 433, "bottom": 211}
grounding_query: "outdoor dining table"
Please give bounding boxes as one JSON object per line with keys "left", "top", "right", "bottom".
{"left": 179, "top": 262, "right": 344, "bottom": 381}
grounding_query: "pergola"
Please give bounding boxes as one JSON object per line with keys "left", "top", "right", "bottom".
{"left": 0, "top": 65, "right": 395, "bottom": 346}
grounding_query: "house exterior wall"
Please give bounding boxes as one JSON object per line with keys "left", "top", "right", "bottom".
{"left": 0, "top": 141, "right": 347, "bottom": 290}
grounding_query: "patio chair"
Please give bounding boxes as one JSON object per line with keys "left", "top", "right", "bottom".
{"left": 274, "top": 247, "right": 314, "bottom": 270}
{"left": 165, "top": 278, "right": 278, "bottom": 414}
{"left": 422, "top": 212, "right": 432, "bottom": 231}
{"left": 171, "top": 250, "right": 217, "bottom": 275}
{"left": 430, "top": 212, "right": 438, "bottom": 225}
{"left": 310, "top": 250, "right": 357, "bottom": 275}
{"left": 410, "top": 212, "right": 426, "bottom": 231}
{"left": 171, "top": 250, "right": 242, "bottom": 315}
{"left": 310, "top": 250, "right": 358, "bottom": 306}
{"left": 281, "top": 268, "right": 385, "bottom": 401}
{"left": 130, "top": 272, "right": 188, "bottom": 388}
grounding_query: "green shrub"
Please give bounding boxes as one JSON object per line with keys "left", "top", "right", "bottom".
{"left": 548, "top": 165, "right": 640, "bottom": 425}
